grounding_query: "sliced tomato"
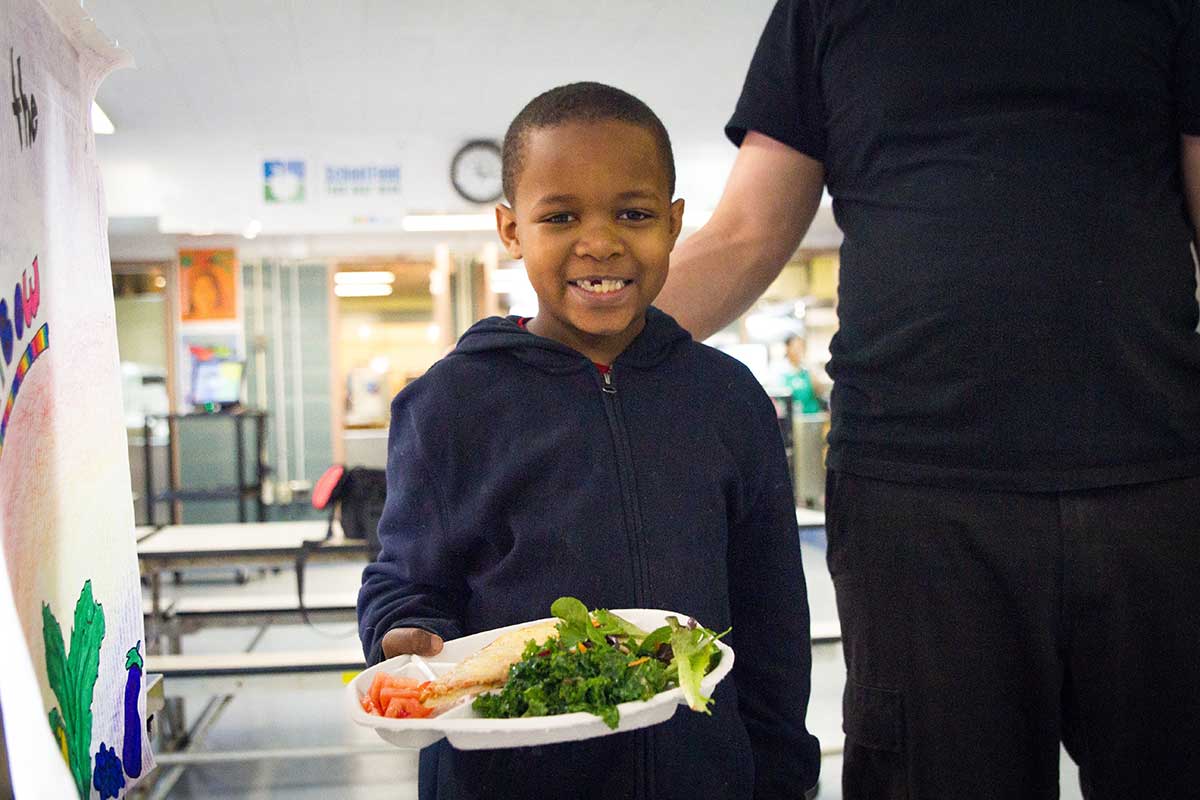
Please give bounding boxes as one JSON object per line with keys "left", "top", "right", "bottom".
{"left": 384, "top": 696, "right": 433, "bottom": 719}
{"left": 368, "top": 672, "right": 390, "bottom": 709}
{"left": 368, "top": 673, "right": 429, "bottom": 717}
{"left": 398, "top": 697, "right": 433, "bottom": 718}
{"left": 388, "top": 675, "right": 423, "bottom": 690}
{"left": 379, "top": 686, "right": 418, "bottom": 708}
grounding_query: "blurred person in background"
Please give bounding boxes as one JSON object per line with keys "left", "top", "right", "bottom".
{"left": 780, "top": 334, "right": 824, "bottom": 413}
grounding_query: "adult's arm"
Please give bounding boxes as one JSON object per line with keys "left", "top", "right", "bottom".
{"left": 657, "top": 131, "right": 825, "bottom": 340}
{"left": 1183, "top": 134, "right": 1200, "bottom": 252}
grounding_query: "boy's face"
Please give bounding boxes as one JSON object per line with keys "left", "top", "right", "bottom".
{"left": 496, "top": 119, "right": 684, "bottom": 363}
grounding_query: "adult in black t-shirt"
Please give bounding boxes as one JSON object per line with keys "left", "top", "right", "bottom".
{"left": 658, "top": 2, "right": 1200, "bottom": 798}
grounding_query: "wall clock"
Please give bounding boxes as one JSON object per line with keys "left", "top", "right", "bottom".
{"left": 450, "top": 139, "right": 503, "bottom": 204}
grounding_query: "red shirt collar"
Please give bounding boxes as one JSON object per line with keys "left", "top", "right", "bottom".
{"left": 515, "top": 317, "right": 610, "bottom": 373}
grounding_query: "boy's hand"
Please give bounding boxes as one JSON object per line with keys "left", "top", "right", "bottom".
{"left": 382, "top": 627, "right": 444, "bottom": 659}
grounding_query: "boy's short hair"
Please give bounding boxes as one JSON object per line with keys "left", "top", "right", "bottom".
{"left": 502, "top": 81, "right": 675, "bottom": 204}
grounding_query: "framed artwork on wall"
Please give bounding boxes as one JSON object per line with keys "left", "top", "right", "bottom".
{"left": 179, "top": 249, "right": 238, "bottom": 322}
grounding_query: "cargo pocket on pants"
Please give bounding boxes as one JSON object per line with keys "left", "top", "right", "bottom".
{"left": 843, "top": 681, "right": 909, "bottom": 800}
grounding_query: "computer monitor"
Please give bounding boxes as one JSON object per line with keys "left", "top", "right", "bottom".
{"left": 190, "top": 359, "right": 244, "bottom": 408}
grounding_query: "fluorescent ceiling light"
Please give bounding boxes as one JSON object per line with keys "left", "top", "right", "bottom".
{"left": 402, "top": 214, "right": 494, "bottom": 232}
{"left": 335, "top": 284, "right": 393, "bottom": 297}
{"left": 335, "top": 271, "right": 396, "bottom": 284}
{"left": 92, "top": 102, "right": 115, "bottom": 135}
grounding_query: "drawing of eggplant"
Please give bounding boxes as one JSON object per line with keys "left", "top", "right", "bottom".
{"left": 122, "top": 641, "right": 143, "bottom": 778}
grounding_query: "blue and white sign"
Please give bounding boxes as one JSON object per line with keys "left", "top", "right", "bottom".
{"left": 324, "top": 164, "right": 402, "bottom": 197}
{"left": 263, "top": 160, "right": 306, "bottom": 204}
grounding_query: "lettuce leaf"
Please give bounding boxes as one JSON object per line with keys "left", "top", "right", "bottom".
{"left": 666, "top": 615, "right": 727, "bottom": 713}
{"left": 536, "top": 599, "right": 727, "bottom": 721}
{"left": 592, "top": 608, "right": 648, "bottom": 640}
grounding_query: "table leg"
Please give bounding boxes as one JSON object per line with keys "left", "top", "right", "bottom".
{"left": 149, "top": 571, "right": 163, "bottom": 654}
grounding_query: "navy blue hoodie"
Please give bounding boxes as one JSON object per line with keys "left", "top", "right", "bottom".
{"left": 358, "top": 308, "right": 821, "bottom": 799}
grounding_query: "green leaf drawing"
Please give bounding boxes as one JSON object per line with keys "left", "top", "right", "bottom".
{"left": 42, "top": 580, "right": 106, "bottom": 800}
{"left": 43, "top": 603, "right": 67, "bottom": 710}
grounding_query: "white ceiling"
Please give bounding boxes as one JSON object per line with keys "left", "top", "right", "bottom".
{"left": 84, "top": 0, "right": 842, "bottom": 259}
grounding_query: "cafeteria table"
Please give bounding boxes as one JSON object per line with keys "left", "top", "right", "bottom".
{"left": 137, "top": 520, "right": 368, "bottom": 646}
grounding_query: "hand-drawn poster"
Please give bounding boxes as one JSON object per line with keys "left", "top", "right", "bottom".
{"left": 179, "top": 248, "right": 238, "bottom": 322}
{"left": 0, "top": 0, "right": 151, "bottom": 797}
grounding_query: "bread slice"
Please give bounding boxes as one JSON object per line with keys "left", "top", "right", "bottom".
{"left": 420, "top": 619, "right": 559, "bottom": 714}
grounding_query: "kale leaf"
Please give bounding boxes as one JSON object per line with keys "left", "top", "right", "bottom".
{"left": 471, "top": 598, "right": 724, "bottom": 729}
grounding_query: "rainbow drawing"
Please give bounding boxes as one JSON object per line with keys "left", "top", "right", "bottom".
{"left": 0, "top": 323, "right": 50, "bottom": 460}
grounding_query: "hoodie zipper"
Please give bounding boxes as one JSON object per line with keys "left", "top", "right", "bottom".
{"left": 597, "top": 366, "right": 653, "bottom": 799}
{"left": 596, "top": 368, "right": 648, "bottom": 606}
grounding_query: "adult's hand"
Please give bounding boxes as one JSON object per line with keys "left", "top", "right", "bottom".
{"left": 382, "top": 627, "right": 444, "bottom": 659}
{"left": 658, "top": 130, "right": 825, "bottom": 340}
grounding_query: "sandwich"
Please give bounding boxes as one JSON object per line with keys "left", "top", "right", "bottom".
{"left": 419, "top": 619, "right": 559, "bottom": 714}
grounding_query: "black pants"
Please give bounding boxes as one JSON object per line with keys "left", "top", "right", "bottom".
{"left": 825, "top": 470, "right": 1200, "bottom": 800}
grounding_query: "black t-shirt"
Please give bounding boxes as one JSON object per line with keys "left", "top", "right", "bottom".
{"left": 730, "top": 0, "right": 1200, "bottom": 491}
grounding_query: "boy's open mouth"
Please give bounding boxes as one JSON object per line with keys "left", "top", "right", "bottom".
{"left": 568, "top": 278, "right": 632, "bottom": 295}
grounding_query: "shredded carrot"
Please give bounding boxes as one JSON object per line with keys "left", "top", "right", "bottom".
{"left": 577, "top": 642, "right": 587, "bottom": 654}
{"left": 627, "top": 657, "right": 650, "bottom": 668}
{"left": 590, "top": 617, "right": 601, "bottom": 628}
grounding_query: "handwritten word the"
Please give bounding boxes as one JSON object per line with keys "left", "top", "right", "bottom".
{"left": 0, "top": 256, "right": 41, "bottom": 393}
{"left": 10, "top": 48, "right": 37, "bottom": 150}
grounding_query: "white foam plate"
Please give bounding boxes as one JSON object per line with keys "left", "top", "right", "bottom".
{"left": 348, "top": 608, "right": 734, "bottom": 750}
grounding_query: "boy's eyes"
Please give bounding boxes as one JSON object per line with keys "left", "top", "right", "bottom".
{"left": 538, "top": 210, "right": 655, "bottom": 224}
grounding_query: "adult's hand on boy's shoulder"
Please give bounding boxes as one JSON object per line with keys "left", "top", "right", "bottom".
{"left": 382, "top": 627, "right": 444, "bottom": 659}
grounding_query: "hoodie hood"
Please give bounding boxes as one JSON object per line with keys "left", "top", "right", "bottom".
{"left": 451, "top": 306, "right": 692, "bottom": 374}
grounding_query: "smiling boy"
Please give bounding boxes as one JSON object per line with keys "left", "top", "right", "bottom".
{"left": 358, "top": 82, "right": 820, "bottom": 800}
{"left": 495, "top": 112, "right": 680, "bottom": 366}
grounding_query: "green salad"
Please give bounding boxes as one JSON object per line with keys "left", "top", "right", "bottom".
{"left": 471, "top": 597, "right": 728, "bottom": 729}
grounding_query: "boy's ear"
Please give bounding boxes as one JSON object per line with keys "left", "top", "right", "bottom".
{"left": 668, "top": 198, "right": 685, "bottom": 246}
{"left": 495, "top": 204, "right": 522, "bottom": 259}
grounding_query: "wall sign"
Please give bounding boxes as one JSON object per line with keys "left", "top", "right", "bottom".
{"left": 324, "top": 164, "right": 401, "bottom": 197}
{"left": 263, "top": 159, "right": 305, "bottom": 203}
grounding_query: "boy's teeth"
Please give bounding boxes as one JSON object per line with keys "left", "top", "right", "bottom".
{"left": 575, "top": 279, "right": 628, "bottom": 294}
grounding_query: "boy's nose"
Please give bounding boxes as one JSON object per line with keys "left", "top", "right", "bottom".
{"left": 573, "top": 224, "right": 625, "bottom": 261}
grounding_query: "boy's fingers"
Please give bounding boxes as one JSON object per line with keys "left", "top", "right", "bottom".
{"left": 382, "top": 627, "right": 444, "bottom": 658}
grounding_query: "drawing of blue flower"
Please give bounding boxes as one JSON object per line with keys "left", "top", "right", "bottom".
{"left": 92, "top": 742, "right": 125, "bottom": 799}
